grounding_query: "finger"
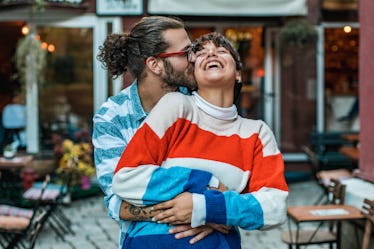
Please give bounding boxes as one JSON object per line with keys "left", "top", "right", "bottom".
{"left": 152, "top": 209, "right": 173, "bottom": 221}
{"left": 207, "top": 224, "right": 231, "bottom": 234}
{"left": 174, "top": 227, "right": 203, "bottom": 239}
{"left": 189, "top": 227, "right": 214, "bottom": 244}
{"left": 169, "top": 225, "right": 192, "bottom": 234}
{"left": 152, "top": 201, "right": 173, "bottom": 211}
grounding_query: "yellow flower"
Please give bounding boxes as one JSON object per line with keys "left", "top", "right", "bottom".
{"left": 62, "top": 139, "right": 74, "bottom": 152}
{"left": 57, "top": 139, "right": 95, "bottom": 179}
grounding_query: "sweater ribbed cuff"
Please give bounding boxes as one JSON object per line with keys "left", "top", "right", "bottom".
{"left": 204, "top": 190, "right": 226, "bottom": 224}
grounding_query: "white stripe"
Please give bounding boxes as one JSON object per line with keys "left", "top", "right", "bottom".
{"left": 163, "top": 158, "right": 250, "bottom": 193}
{"left": 112, "top": 165, "right": 157, "bottom": 206}
{"left": 251, "top": 187, "right": 288, "bottom": 229}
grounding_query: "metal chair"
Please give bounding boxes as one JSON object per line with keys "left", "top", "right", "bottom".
{"left": 0, "top": 175, "right": 51, "bottom": 249}
{"left": 22, "top": 172, "right": 74, "bottom": 240}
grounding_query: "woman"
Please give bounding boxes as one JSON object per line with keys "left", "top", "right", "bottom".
{"left": 113, "top": 32, "right": 288, "bottom": 249}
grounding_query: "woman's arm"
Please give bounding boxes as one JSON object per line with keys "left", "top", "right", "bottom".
{"left": 152, "top": 122, "right": 289, "bottom": 230}
{"left": 112, "top": 93, "right": 217, "bottom": 206}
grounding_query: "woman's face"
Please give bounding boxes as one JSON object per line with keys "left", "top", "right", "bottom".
{"left": 193, "top": 41, "right": 239, "bottom": 90}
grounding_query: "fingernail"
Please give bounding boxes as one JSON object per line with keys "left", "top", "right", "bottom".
{"left": 150, "top": 207, "right": 154, "bottom": 211}
{"left": 151, "top": 217, "right": 155, "bottom": 222}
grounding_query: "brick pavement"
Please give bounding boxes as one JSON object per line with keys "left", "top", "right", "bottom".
{"left": 34, "top": 180, "right": 330, "bottom": 249}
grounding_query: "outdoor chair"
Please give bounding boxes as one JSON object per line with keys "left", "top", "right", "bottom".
{"left": 302, "top": 145, "right": 354, "bottom": 204}
{"left": 361, "top": 198, "right": 374, "bottom": 249}
{"left": 22, "top": 172, "right": 74, "bottom": 240}
{"left": 281, "top": 178, "right": 364, "bottom": 249}
{"left": 0, "top": 174, "right": 51, "bottom": 249}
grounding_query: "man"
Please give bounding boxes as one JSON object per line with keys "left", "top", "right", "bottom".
{"left": 93, "top": 16, "right": 223, "bottom": 248}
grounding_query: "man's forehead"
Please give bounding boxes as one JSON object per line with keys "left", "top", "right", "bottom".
{"left": 164, "top": 29, "right": 190, "bottom": 50}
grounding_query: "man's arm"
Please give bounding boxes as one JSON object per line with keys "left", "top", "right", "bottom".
{"left": 119, "top": 201, "right": 155, "bottom": 221}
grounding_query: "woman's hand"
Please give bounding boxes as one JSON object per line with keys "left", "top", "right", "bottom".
{"left": 152, "top": 192, "right": 193, "bottom": 225}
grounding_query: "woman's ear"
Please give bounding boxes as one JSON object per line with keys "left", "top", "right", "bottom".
{"left": 235, "top": 71, "right": 242, "bottom": 83}
{"left": 144, "top": 57, "right": 162, "bottom": 75}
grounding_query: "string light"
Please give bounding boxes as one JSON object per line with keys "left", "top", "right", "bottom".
{"left": 343, "top": 25, "right": 352, "bottom": 33}
{"left": 41, "top": 42, "right": 48, "bottom": 50}
{"left": 21, "top": 25, "right": 29, "bottom": 35}
{"left": 47, "top": 44, "right": 55, "bottom": 53}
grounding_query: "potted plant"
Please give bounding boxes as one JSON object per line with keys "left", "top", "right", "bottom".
{"left": 280, "top": 19, "right": 318, "bottom": 48}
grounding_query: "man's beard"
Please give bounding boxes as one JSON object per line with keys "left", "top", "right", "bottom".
{"left": 161, "top": 59, "right": 197, "bottom": 91}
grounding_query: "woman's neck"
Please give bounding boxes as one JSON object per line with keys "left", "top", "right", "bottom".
{"left": 192, "top": 92, "right": 237, "bottom": 120}
{"left": 196, "top": 88, "right": 234, "bottom": 108}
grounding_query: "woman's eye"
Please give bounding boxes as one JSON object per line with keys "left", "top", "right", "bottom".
{"left": 218, "top": 48, "right": 228, "bottom": 54}
{"left": 196, "top": 52, "right": 206, "bottom": 57}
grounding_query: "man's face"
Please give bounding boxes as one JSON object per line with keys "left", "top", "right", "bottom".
{"left": 159, "top": 29, "right": 197, "bottom": 90}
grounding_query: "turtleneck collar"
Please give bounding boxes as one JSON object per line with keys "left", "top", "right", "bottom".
{"left": 192, "top": 91, "right": 237, "bottom": 121}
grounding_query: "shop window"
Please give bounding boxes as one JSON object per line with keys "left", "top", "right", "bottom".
{"left": 224, "top": 27, "right": 264, "bottom": 120}
{"left": 324, "top": 27, "right": 359, "bottom": 132}
{"left": 36, "top": 27, "right": 93, "bottom": 149}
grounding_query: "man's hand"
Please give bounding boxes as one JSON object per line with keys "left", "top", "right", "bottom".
{"left": 169, "top": 224, "right": 232, "bottom": 244}
{"left": 152, "top": 192, "right": 193, "bottom": 225}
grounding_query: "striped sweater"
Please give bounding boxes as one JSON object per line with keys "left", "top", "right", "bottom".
{"left": 113, "top": 91, "right": 288, "bottom": 249}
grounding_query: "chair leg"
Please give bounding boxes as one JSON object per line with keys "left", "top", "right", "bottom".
{"left": 362, "top": 220, "right": 372, "bottom": 249}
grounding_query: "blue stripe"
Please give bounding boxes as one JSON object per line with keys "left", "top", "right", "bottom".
{"left": 205, "top": 190, "right": 227, "bottom": 225}
{"left": 96, "top": 107, "right": 108, "bottom": 116}
{"left": 224, "top": 192, "right": 264, "bottom": 230}
{"left": 92, "top": 121, "right": 124, "bottom": 139}
{"left": 123, "top": 227, "right": 241, "bottom": 249}
{"left": 185, "top": 170, "right": 213, "bottom": 193}
{"left": 94, "top": 146, "right": 125, "bottom": 165}
{"left": 142, "top": 167, "right": 212, "bottom": 205}
{"left": 110, "top": 92, "right": 130, "bottom": 105}
{"left": 112, "top": 114, "right": 143, "bottom": 130}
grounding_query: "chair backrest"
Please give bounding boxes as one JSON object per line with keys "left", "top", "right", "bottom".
{"left": 361, "top": 199, "right": 374, "bottom": 249}
{"left": 327, "top": 178, "right": 346, "bottom": 205}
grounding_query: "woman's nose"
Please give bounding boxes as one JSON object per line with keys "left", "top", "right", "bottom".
{"left": 207, "top": 48, "right": 217, "bottom": 57}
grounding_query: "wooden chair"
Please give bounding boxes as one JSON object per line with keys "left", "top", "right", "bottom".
{"left": 0, "top": 175, "right": 51, "bottom": 249}
{"left": 361, "top": 199, "right": 374, "bottom": 249}
{"left": 281, "top": 178, "right": 364, "bottom": 249}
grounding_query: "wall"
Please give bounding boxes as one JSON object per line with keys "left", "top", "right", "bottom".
{"left": 357, "top": 0, "right": 374, "bottom": 183}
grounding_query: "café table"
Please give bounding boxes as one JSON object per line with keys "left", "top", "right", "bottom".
{"left": 0, "top": 155, "right": 34, "bottom": 204}
{"left": 341, "top": 133, "right": 359, "bottom": 143}
{"left": 0, "top": 155, "right": 33, "bottom": 170}
{"left": 285, "top": 204, "right": 364, "bottom": 249}
{"left": 339, "top": 147, "right": 359, "bottom": 162}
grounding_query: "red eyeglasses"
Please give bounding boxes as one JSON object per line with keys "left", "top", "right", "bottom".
{"left": 155, "top": 50, "right": 188, "bottom": 58}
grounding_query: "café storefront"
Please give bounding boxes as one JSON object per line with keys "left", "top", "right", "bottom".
{"left": 0, "top": 0, "right": 359, "bottom": 164}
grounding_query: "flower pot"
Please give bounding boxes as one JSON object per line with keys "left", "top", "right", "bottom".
{"left": 80, "top": 175, "right": 91, "bottom": 190}
{"left": 3, "top": 149, "right": 16, "bottom": 159}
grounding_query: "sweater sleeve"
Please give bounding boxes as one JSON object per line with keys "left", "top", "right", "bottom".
{"left": 202, "top": 122, "right": 288, "bottom": 230}
{"left": 112, "top": 93, "right": 214, "bottom": 206}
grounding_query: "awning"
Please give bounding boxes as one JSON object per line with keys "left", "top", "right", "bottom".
{"left": 148, "top": 0, "right": 307, "bottom": 16}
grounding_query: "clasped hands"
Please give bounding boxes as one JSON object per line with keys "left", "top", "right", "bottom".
{"left": 150, "top": 182, "right": 230, "bottom": 244}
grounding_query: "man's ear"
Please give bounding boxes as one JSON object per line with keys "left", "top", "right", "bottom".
{"left": 144, "top": 57, "right": 162, "bottom": 75}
